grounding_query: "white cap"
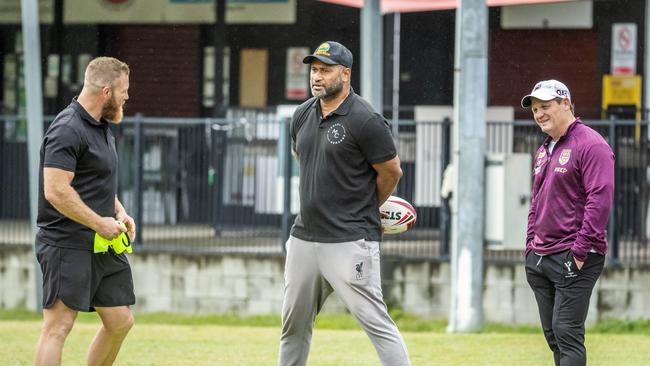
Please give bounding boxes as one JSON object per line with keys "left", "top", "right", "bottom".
{"left": 521, "top": 79, "right": 571, "bottom": 108}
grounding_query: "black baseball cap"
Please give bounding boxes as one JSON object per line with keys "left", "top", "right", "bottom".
{"left": 303, "top": 41, "right": 353, "bottom": 68}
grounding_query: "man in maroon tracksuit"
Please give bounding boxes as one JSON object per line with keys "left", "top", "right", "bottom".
{"left": 521, "top": 80, "right": 614, "bottom": 366}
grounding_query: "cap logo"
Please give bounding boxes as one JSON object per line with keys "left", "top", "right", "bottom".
{"left": 556, "top": 89, "right": 568, "bottom": 97}
{"left": 315, "top": 42, "right": 331, "bottom": 56}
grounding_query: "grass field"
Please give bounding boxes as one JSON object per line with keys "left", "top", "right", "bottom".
{"left": 2, "top": 310, "right": 649, "bottom": 365}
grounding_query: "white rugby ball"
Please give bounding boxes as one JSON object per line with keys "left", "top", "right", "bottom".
{"left": 380, "top": 196, "right": 417, "bottom": 234}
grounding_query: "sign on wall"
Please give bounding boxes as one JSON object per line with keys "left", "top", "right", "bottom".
{"left": 611, "top": 23, "right": 637, "bottom": 75}
{"left": 226, "top": 0, "right": 295, "bottom": 24}
{"left": 239, "top": 49, "right": 268, "bottom": 108}
{"left": 65, "top": 0, "right": 215, "bottom": 23}
{"left": 501, "top": 1, "right": 592, "bottom": 29}
{"left": 0, "top": 0, "right": 53, "bottom": 24}
{"left": 65, "top": 0, "right": 295, "bottom": 24}
{"left": 1, "top": 0, "right": 295, "bottom": 24}
{"left": 285, "top": 47, "right": 309, "bottom": 100}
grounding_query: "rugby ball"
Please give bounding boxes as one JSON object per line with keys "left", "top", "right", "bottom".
{"left": 380, "top": 196, "right": 417, "bottom": 234}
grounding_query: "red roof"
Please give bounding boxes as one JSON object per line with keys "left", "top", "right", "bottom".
{"left": 319, "top": 0, "right": 573, "bottom": 13}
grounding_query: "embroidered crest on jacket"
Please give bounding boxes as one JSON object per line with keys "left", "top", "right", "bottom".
{"left": 558, "top": 149, "right": 572, "bottom": 166}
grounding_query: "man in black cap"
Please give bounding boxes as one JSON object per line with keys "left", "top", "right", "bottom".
{"left": 278, "top": 41, "right": 410, "bottom": 366}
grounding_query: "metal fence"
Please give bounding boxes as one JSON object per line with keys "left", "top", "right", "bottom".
{"left": 1, "top": 114, "right": 649, "bottom": 266}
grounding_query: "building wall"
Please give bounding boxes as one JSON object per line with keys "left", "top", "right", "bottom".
{"left": 489, "top": 29, "right": 600, "bottom": 119}
{"left": 1, "top": 1, "right": 645, "bottom": 117}
{"left": 3, "top": 244, "right": 649, "bottom": 324}
{"left": 222, "top": 1, "right": 362, "bottom": 108}
{"left": 391, "top": 10, "right": 456, "bottom": 109}
{"left": 594, "top": 0, "right": 646, "bottom": 83}
{"left": 108, "top": 25, "right": 202, "bottom": 117}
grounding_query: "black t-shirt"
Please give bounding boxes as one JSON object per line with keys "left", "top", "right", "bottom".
{"left": 289, "top": 89, "right": 397, "bottom": 242}
{"left": 36, "top": 99, "right": 118, "bottom": 250}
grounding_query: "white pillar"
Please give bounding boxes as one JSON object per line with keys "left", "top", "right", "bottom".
{"left": 448, "top": 0, "right": 487, "bottom": 333}
{"left": 361, "top": 0, "right": 383, "bottom": 113}
{"left": 21, "top": 0, "right": 45, "bottom": 311}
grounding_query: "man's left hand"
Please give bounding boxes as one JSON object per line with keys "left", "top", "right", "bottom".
{"left": 574, "top": 257, "right": 584, "bottom": 270}
{"left": 116, "top": 212, "right": 137, "bottom": 242}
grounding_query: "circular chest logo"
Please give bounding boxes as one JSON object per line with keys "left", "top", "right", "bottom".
{"left": 327, "top": 123, "right": 346, "bottom": 145}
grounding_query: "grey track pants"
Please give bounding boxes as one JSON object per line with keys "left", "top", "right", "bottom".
{"left": 278, "top": 236, "right": 411, "bottom": 366}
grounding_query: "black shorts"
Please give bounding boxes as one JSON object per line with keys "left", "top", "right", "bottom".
{"left": 36, "top": 241, "right": 135, "bottom": 312}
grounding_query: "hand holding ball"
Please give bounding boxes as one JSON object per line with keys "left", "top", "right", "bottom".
{"left": 380, "top": 196, "right": 417, "bottom": 234}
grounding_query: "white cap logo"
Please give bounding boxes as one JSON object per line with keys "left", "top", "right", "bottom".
{"left": 521, "top": 80, "right": 571, "bottom": 108}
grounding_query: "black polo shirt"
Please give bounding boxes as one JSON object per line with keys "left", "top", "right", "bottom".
{"left": 289, "top": 89, "right": 397, "bottom": 243}
{"left": 36, "top": 99, "right": 118, "bottom": 250}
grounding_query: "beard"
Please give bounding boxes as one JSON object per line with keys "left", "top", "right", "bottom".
{"left": 101, "top": 94, "right": 124, "bottom": 123}
{"left": 311, "top": 75, "right": 344, "bottom": 101}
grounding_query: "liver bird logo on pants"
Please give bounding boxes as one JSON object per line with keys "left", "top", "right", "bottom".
{"left": 355, "top": 262, "right": 364, "bottom": 280}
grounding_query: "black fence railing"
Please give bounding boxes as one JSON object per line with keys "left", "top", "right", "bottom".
{"left": 1, "top": 115, "right": 649, "bottom": 266}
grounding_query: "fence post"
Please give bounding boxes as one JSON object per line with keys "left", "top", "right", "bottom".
{"left": 211, "top": 123, "right": 227, "bottom": 234}
{"left": 608, "top": 118, "right": 619, "bottom": 265}
{"left": 440, "top": 117, "right": 452, "bottom": 259}
{"left": 281, "top": 117, "right": 293, "bottom": 252}
{"left": 133, "top": 113, "right": 144, "bottom": 245}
